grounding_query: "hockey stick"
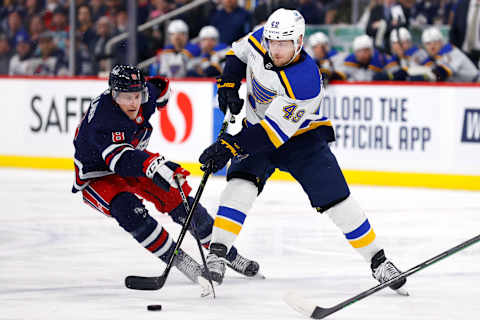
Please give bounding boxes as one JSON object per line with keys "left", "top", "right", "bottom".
{"left": 285, "top": 233, "right": 480, "bottom": 319}
{"left": 125, "top": 110, "right": 235, "bottom": 291}
{"left": 174, "top": 174, "right": 216, "bottom": 298}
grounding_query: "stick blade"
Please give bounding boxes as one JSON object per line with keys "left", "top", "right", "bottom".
{"left": 125, "top": 275, "right": 165, "bottom": 290}
{"left": 284, "top": 292, "right": 317, "bottom": 318}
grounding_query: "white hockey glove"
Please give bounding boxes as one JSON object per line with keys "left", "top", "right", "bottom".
{"left": 143, "top": 154, "right": 190, "bottom": 191}
{"left": 147, "top": 76, "right": 171, "bottom": 108}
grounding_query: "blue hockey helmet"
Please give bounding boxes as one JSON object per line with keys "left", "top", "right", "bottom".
{"left": 109, "top": 65, "right": 149, "bottom": 103}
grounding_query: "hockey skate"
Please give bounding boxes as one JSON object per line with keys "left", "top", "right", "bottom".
{"left": 173, "top": 249, "right": 214, "bottom": 297}
{"left": 173, "top": 249, "right": 203, "bottom": 283}
{"left": 203, "top": 243, "right": 227, "bottom": 285}
{"left": 227, "top": 253, "right": 264, "bottom": 279}
{"left": 371, "top": 249, "right": 409, "bottom": 296}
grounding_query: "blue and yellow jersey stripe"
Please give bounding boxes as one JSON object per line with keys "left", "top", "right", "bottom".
{"left": 259, "top": 116, "right": 290, "bottom": 148}
{"left": 293, "top": 118, "right": 333, "bottom": 136}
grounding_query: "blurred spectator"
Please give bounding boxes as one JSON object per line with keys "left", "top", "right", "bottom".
{"left": 174, "top": 0, "right": 214, "bottom": 39}
{"left": 115, "top": 8, "right": 128, "bottom": 33}
{"left": 138, "top": 0, "right": 151, "bottom": 25}
{"left": 27, "top": 31, "right": 68, "bottom": 76}
{"left": 324, "top": 0, "right": 349, "bottom": 24}
{"left": 450, "top": 0, "right": 480, "bottom": 66}
{"left": 150, "top": 0, "right": 172, "bottom": 19}
{"left": 149, "top": 19, "right": 200, "bottom": 78}
{"left": 111, "top": 9, "right": 151, "bottom": 66}
{"left": 410, "top": 0, "right": 439, "bottom": 25}
{"left": 421, "top": 27, "right": 479, "bottom": 82}
{"left": 24, "top": 0, "right": 43, "bottom": 28}
{"left": 210, "top": 0, "right": 252, "bottom": 46}
{"left": 298, "top": 0, "right": 325, "bottom": 24}
{"left": 77, "top": 4, "right": 96, "bottom": 52}
{"left": 0, "top": 33, "right": 13, "bottom": 75}
{"left": 307, "top": 31, "right": 347, "bottom": 83}
{"left": 29, "top": 14, "right": 45, "bottom": 52}
{"left": 9, "top": 32, "right": 33, "bottom": 75}
{"left": 333, "top": 34, "right": 387, "bottom": 81}
{"left": 67, "top": 35, "right": 95, "bottom": 75}
{"left": 441, "top": 0, "right": 456, "bottom": 25}
{"left": 50, "top": 6, "right": 69, "bottom": 53}
{"left": 46, "top": 0, "right": 61, "bottom": 12}
{"left": 92, "top": 16, "right": 114, "bottom": 74}
{"left": 5, "top": 11, "right": 27, "bottom": 47}
{"left": 366, "top": 0, "right": 411, "bottom": 53}
{"left": 105, "top": 0, "right": 122, "bottom": 18}
{"left": 187, "top": 25, "right": 229, "bottom": 77}
{"left": 90, "top": 0, "right": 107, "bottom": 22}
{"left": 358, "top": 0, "right": 383, "bottom": 29}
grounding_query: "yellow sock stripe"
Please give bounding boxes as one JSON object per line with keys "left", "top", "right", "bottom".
{"left": 279, "top": 70, "right": 296, "bottom": 99}
{"left": 349, "top": 228, "right": 376, "bottom": 248}
{"left": 259, "top": 120, "right": 282, "bottom": 148}
{"left": 213, "top": 217, "right": 242, "bottom": 235}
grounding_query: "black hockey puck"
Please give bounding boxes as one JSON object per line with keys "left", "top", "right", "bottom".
{"left": 147, "top": 304, "right": 162, "bottom": 311}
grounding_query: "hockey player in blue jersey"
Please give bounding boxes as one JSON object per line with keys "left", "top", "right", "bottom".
{"left": 72, "top": 65, "right": 259, "bottom": 292}
{"left": 198, "top": 8, "right": 408, "bottom": 295}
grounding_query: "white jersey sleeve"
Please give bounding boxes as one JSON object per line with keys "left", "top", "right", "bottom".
{"left": 231, "top": 33, "right": 256, "bottom": 64}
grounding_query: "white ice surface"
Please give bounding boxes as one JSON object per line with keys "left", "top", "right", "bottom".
{"left": 0, "top": 168, "right": 479, "bottom": 320}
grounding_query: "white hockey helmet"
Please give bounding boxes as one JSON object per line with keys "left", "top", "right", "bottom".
{"left": 308, "top": 32, "right": 329, "bottom": 48}
{"left": 390, "top": 27, "right": 411, "bottom": 43}
{"left": 168, "top": 19, "right": 189, "bottom": 34}
{"left": 422, "top": 27, "right": 444, "bottom": 44}
{"left": 353, "top": 35, "right": 373, "bottom": 51}
{"left": 199, "top": 25, "right": 219, "bottom": 40}
{"left": 263, "top": 8, "right": 305, "bottom": 61}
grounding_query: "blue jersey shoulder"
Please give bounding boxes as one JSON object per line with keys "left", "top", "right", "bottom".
{"left": 279, "top": 52, "right": 322, "bottom": 100}
{"left": 214, "top": 43, "right": 229, "bottom": 51}
{"left": 370, "top": 50, "right": 387, "bottom": 69}
{"left": 251, "top": 27, "right": 263, "bottom": 43}
{"left": 405, "top": 46, "right": 419, "bottom": 57}
{"left": 344, "top": 53, "right": 358, "bottom": 65}
{"left": 438, "top": 43, "right": 453, "bottom": 56}
{"left": 185, "top": 42, "right": 201, "bottom": 57}
{"left": 327, "top": 48, "right": 338, "bottom": 59}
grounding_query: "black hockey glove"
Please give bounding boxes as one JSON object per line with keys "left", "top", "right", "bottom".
{"left": 146, "top": 76, "right": 171, "bottom": 108}
{"left": 199, "top": 134, "right": 243, "bottom": 173}
{"left": 216, "top": 76, "right": 244, "bottom": 115}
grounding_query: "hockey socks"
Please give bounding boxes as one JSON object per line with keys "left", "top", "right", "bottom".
{"left": 326, "top": 196, "right": 381, "bottom": 262}
{"left": 210, "top": 179, "right": 257, "bottom": 252}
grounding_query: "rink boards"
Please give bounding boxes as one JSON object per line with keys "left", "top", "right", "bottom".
{"left": 0, "top": 77, "right": 479, "bottom": 190}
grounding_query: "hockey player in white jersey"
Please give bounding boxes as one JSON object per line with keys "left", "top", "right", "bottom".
{"left": 307, "top": 31, "right": 346, "bottom": 83}
{"left": 381, "top": 27, "right": 430, "bottom": 81}
{"left": 198, "top": 8, "right": 408, "bottom": 295}
{"left": 421, "top": 27, "right": 479, "bottom": 82}
{"left": 148, "top": 19, "right": 200, "bottom": 78}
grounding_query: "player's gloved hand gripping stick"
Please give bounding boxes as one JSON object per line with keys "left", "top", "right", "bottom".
{"left": 124, "top": 110, "right": 235, "bottom": 292}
